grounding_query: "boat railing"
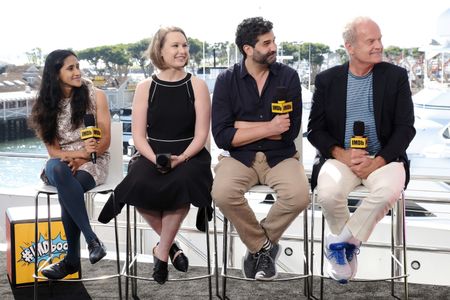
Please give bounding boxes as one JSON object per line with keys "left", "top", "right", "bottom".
{"left": 0, "top": 151, "right": 48, "bottom": 159}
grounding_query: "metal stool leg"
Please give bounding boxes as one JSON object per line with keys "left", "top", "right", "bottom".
{"left": 125, "top": 204, "right": 130, "bottom": 300}
{"left": 314, "top": 188, "right": 408, "bottom": 299}
{"left": 310, "top": 188, "right": 325, "bottom": 300}
{"left": 204, "top": 207, "right": 213, "bottom": 299}
{"left": 123, "top": 205, "right": 214, "bottom": 299}
{"left": 218, "top": 209, "right": 310, "bottom": 299}
{"left": 213, "top": 203, "right": 221, "bottom": 299}
{"left": 34, "top": 192, "right": 55, "bottom": 300}
{"left": 132, "top": 207, "right": 138, "bottom": 298}
{"left": 221, "top": 217, "right": 229, "bottom": 300}
{"left": 310, "top": 189, "right": 316, "bottom": 298}
{"left": 401, "top": 192, "right": 409, "bottom": 299}
{"left": 391, "top": 191, "right": 408, "bottom": 300}
{"left": 46, "top": 195, "right": 54, "bottom": 298}
{"left": 34, "top": 193, "right": 40, "bottom": 300}
{"left": 112, "top": 192, "right": 123, "bottom": 300}
{"left": 320, "top": 214, "right": 325, "bottom": 300}
{"left": 124, "top": 204, "right": 138, "bottom": 300}
{"left": 303, "top": 208, "right": 311, "bottom": 298}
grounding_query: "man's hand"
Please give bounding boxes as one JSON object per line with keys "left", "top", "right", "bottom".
{"left": 350, "top": 155, "right": 386, "bottom": 179}
{"left": 331, "top": 146, "right": 358, "bottom": 167}
{"left": 268, "top": 114, "right": 290, "bottom": 135}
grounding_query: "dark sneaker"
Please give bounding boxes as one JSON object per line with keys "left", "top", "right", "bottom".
{"left": 87, "top": 238, "right": 107, "bottom": 264}
{"left": 325, "top": 242, "right": 351, "bottom": 284}
{"left": 255, "top": 245, "right": 280, "bottom": 280}
{"left": 242, "top": 250, "right": 258, "bottom": 279}
{"left": 268, "top": 243, "right": 281, "bottom": 262}
{"left": 41, "top": 259, "right": 80, "bottom": 280}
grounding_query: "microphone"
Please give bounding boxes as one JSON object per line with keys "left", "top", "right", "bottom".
{"left": 156, "top": 153, "right": 172, "bottom": 173}
{"left": 271, "top": 86, "right": 293, "bottom": 114}
{"left": 81, "top": 114, "right": 101, "bottom": 163}
{"left": 350, "top": 121, "right": 368, "bottom": 149}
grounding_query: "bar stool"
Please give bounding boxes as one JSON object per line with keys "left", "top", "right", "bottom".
{"left": 214, "top": 185, "right": 312, "bottom": 300}
{"left": 33, "top": 121, "right": 124, "bottom": 300}
{"left": 310, "top": 186, "right": 408, "bottom": 299}
{"left": 122, "top": 204, "right": 214, "bottom": 300}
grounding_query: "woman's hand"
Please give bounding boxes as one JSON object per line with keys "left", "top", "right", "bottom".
{"left": 170, "top": 153, "right": 188, "bottom": 169}
{"left": 69, "top": 158, "right": 88, "bottom": 174}
{"left": 83, "top": 137, "right": 98, "bottom": 159}
{"left": 60, "top": 157, "right": 88, "bottom": 174}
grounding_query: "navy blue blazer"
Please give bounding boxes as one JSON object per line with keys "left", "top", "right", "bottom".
{"left": 307, "top": 62, "right": 416, "bottom": 189}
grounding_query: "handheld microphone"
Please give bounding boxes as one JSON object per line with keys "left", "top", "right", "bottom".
{"left": 271, "top": 86, "right": 293, "bottom": 114}
{"left": 81, "top": 114, "right": 101, "bottom": 163}
{"left": 156, "top": 153, "right": 172, "bottom": 173}
{"left": 350, "top": 121, "right": 368, "bottom": 149}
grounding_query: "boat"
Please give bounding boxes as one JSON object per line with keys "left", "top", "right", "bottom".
{"left": 118, "top": 108, "right": 132, "bottom": 154}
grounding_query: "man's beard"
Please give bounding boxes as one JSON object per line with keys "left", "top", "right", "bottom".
{"left": 254, "top": 51, "right": 276, "bottom": 65}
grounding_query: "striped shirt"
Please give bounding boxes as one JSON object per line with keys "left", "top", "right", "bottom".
{"left": 344, "top": 71, "right": 381, "bottom": 155}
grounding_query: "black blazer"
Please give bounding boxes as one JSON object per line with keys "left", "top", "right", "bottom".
{"left": 307, "top": 62, "right": 416, "bottom": 190}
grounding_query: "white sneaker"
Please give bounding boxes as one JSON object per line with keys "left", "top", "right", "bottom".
{"left": 345, "top": 242, "right": 361, "bottom": 280}
{"left": 325, "top": 242, "right": 352, "bottom": 284}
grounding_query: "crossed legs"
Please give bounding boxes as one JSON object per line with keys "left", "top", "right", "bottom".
{"left": 317, "top": 159, "right": 405, "bottom": 282}
{"left": 137, "top": 205, "right": 190, "bottom": 262}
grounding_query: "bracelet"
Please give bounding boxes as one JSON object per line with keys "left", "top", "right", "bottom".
{"left": 181, "top": 153, "right": 190, "bottom": 162}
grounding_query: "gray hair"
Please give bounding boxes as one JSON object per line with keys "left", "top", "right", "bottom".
{"left": 342, "top": 16, "right": 374, "bottom": 44}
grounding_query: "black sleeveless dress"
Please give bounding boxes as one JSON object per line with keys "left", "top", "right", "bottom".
{"left": 99, "top": 73, "right": 213, "bottom": 231}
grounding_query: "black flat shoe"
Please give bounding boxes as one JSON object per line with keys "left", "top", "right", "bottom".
{"left": 169, "top": 242, "right": 189, "bottom": 272}
{"left": 88, "top": 238, "right": 107, "bottom": 264}
{"left": 41, "top": 260, "right": 80, "bottom": 280}
{"left": 152, "top": 247, "right": 168, "bottom": 284}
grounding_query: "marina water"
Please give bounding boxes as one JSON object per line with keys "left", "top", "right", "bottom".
{"left": 0, "top": 138, "right": 46, "bottom": 191}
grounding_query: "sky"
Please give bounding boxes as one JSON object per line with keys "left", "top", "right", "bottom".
{"left": 1, "top": 0, "right": 449, "bottom": 64}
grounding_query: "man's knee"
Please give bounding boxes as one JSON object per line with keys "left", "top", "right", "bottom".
{"left": 277, "top": 185, "right": 309, "bottom": 213}
{"left": 211, "top": 182, "right": 242, "bottom": 210}
{"left": 373, "top": 186, "right": 401, "bottom": 207}
{"left": 317, "top": 186, "right": 347, "bottom": 210}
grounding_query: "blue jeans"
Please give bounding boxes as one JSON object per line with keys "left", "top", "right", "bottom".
{"left": 45, "top": 158, "right": 97, "bottom": 265}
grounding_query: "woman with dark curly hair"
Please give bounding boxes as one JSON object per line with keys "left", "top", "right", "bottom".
{"left": 29, "top": 49, "right": 111, "bottom": 280}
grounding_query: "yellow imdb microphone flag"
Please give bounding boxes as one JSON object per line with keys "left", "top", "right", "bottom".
{"left": 271, "top": 101, "right": 293, "bottom": 114}
{"left": 80, "top": 127, "right": 101, "bottom": 140}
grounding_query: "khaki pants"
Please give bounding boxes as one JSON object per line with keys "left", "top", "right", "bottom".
{"left": 212, "top": 152, "right": 309, "bottom": 253}
{"left": 317, "top": 159, "right": 405, "bottom": 242}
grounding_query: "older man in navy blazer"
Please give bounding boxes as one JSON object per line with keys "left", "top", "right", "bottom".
{"left": 307, "top": 17, "right": 415, "bottom": 283}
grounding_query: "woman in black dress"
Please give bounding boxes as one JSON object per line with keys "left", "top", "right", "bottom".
{"left": 99, "top": 27, "right": 212, "bottom": 284}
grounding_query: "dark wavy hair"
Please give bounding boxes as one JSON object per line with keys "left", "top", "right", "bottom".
{"left": 29, "top": 49, "right": 91, "bottom": 144}
{"left": 235, "top": 17, "right": 273, "bottom": 59}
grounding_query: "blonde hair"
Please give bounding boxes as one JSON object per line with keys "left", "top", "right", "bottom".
{"left": 147, "top": 26, "right": 189, "bottom": 70}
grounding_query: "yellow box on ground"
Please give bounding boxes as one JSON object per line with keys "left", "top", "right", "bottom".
{"left": 6, "top": 205, "right": 81, "bottom": 287}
